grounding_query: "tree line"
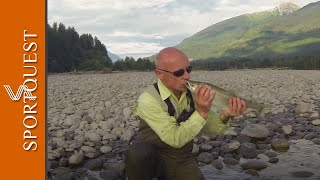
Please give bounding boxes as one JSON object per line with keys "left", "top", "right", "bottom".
{"left": 48, "top": 22, "right": 319, "bottom": 72}
{"left": 47, "top": 22, "right": 154, "bottom": 72}
{"left": 191, "top": 56, "right": 320, "bottom": 70}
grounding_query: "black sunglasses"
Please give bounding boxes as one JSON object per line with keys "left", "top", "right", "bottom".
{"left": 157, "top": 66, "right": 192, "bottom": 77}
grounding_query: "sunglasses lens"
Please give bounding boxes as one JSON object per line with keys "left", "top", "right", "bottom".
{"left": 173, "top": 69, "right": 185, "bottom": 77}
{"left": 172, "top": 66, "right": 192, "bottom": 77}
{"left": 187, "top": 66, "right": 192, "bottom": 73}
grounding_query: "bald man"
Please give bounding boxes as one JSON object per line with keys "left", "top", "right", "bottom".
{"left": 125, "top": 47, "right": 246, "bottom": 180}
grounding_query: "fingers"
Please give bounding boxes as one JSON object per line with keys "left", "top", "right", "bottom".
{"left": 208, "top": 89, "right": 216, "bottom": 102}
{"left": 195, "top": 84, "right": 213, "bottom": 101}
{"left": 237, "top": 97, "right": 242, "bottom": 114}
{"left": 241, "top": 99, "right": 247, "bottom": 111}
{"left": 201, "top": 86, "right": 210, "bottom": 100}
{"left": 195, "top": 84, "right": 204, "bottom": 97}
{"left": 229, "top": 97, "right": 245, "bottom": 116}
{"left": 232, "top": 98, "right": 237, "bottom": 114}
{"left": 194, "top": 84, "right": 216, "bottom": 119}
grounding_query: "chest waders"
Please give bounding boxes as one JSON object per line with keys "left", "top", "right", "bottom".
{"left": 125, "top": 83, "right": 205, "bottom": 180}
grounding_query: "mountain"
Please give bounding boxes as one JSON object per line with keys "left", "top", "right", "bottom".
{"left": 107, "top": 51, "right": 122, "bottom": 62}
{"left": 175, "top": 1, "right": 320, "bottom": 61}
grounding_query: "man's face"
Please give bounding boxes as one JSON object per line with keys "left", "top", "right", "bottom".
{"left": 156, "top": 56, "right": 190, "bottom": 96}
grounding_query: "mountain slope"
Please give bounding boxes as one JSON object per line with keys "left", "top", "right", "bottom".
{"left": 175, "top": 2, "right": 320, "bottom": 60}
{"left": 107, "top": 51, "right": 122, "bottom": 62}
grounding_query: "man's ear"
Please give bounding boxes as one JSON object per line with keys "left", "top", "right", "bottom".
{"left": 155, "top": 69, "right": 164, "bottom": 80}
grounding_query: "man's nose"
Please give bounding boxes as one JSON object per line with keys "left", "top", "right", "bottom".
{"left": 183, "top": 69, "right": 190, "bottom": 80}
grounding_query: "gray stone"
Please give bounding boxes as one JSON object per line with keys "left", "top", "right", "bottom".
{"left": 222, "top": 158, "right": 239, "bottom": 166}
{"left": 221, "top": 141, "right": 240, "bottom": 153}
{"left": 192, "top": 144, "right": 200, "bottom": 154}
{"left": 223, "top": 127, "right": 238, "bottom": 136}
{"left": 207, "top": 141, "right": 221, "bottom": 147}
{"left": 104, "top": 161, "right": 125, "bottom": 176}
{"left": 295, "top": 103, "right": 313, "bottom": 114}
{"left": 87, "top": 132, "right": 101, "bottom": 142}
{"left": 121, "top": 129, "right": 134, "bottom": 141}
{"left": 236, "top": 134, "right": 251, "bottom": 144}
{"left": 48, "top": 149, "right": 61, "bottom": 160}
{"left": 90, "top": 122, "right": 99, "bottom": 130}
{"left": 123, "top": 107, "right": 132, "bottom": 119}
{"left": 197, "top": 152, "right": 214, "bottom": 164}
{"left": 237, "top": 142, "right": 258, "bottom": 159}
{"left": 102, "top": 133, "right": 117, "bottom": 141}
{"left": 211, "top": 152, "right": 219, "bottom": 159}
{"left": 49, "top": 161, "right": 59, "bottom": 169}
{"left": 84, "top": 159, "right": 103, "bottom": 171}
{"left": 59, "top": 158, "right": 68, "bottom": 167}
{"left": 282, "top": 125, "right": 293, "bottom": 135}
{"left": 100, "top": 146, "right": 112, "bottom": 154}
{"left": 99, "top": 121, "right": 113, "bottom": 130}
{"left": 257, "top": 154, "right": 269, "bottom": 161}
{"left": 268, "top": 158, "right": 279, "bottom": 163}
{"left": 99, "top": 169, "right": 120, "bottom": 180}
{"left": 290, "top": 171, "right": 314, "bottom": 178}
{"left": 81, "top": 146, "right": 96, "bottom": 153}
{"left": 105, "top": 101, "right": 112, "bottom": 108}
{"left": 51, "top": 167, "right": 72, "bottom": 178}
{"left": 211, "top": 159, "right": 223, "bottom": 170}
{"left": 95, "top": 113, "right": 105, "bottom": 121}
{"left": 312, "top": 138, "right": 320, "bottom": 145}
{"left": 241, "top": 160, "right": 268, "bottom": 170}
{"left": 241, "top": 124, "right": 269, "bottom": 138}
{"left": 56, "top": 130, "right": 65, "bottom": 138}
{"left": 311, "top": 119, "right": 320, "bottom": 125}
{"left": 264, "top": 151, "right": 278, "bottom": 158}
{"left": 82, "top": 116, "right": 94, "bottom": 123}
{"left": 85, "top": 152, "right": 99, "bottom": 159}
{"left": 68, "top": 151, "right": 84, "bottom": 165}
{"left": 200, "top": 144, "right": 213, "bottom": 152}
{"left": 271, "top": 139, "right": 290, "bottom": 152}
{"left": 111, "top": 127, "right": 125, "bottom": 137}
{"left": 64, "top": 115, "right": 81, "bottom": 127}
{"left": 303, "top": 133, "right": 316, "bottom": 140}
{"left": 256, "top": 144, "right": 270, "bottom": 150}
{"left": 59, "top": 173, "right": 75, "bottom": 180}
{"left": 74, "top": 135, "right": 86, "bottom": 144}
{"left": 63, "top": 106, "right": 75, "bottom": 115}
{"left": 309, "top": 112, "right": 319, "bottom": 119}
{"left": 245, "top": 169, "right": 259, "bottom": 176}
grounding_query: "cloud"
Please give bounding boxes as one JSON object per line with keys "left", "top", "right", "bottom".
{"left": 106, "top": 42, "right": 165, "bottom": 59}
{"left": 48, "top": 0, "right": 319, "bottom": 58}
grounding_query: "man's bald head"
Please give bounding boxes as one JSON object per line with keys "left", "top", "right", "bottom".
{"left": 155, "top": 47, "right": 188, "bottom": 69}
{"left": 154, "top": 47, "right": 190, "bottom": 98}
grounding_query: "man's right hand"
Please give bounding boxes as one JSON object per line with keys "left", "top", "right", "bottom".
{"left": 194, "top": 84, "right": 216, "bottom": 119}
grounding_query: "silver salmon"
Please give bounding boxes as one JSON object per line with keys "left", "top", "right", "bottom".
{"left": 185, "top": 80, "right": 266, "bottom": 116}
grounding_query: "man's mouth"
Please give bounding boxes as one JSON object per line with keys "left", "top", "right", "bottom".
{"left": 185, "top": 81, "right": 190, "bottom": 89}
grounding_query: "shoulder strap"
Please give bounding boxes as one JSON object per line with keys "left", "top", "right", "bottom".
{"left": 176, "top": 89, "right": 195, "bottom": 124}
{"left": 186, "top": 89, "right": 195, "bottom": 111}
{"left": 153, "top": 83, "right": 175, "bottom": 117}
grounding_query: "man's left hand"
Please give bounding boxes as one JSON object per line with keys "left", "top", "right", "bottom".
{"left": 220, "top": 97, "right": 247, "bottom": 123}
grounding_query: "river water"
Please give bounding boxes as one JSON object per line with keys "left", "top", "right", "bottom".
{"left": 201, "top": 139, "right": 320, "bottom": 180}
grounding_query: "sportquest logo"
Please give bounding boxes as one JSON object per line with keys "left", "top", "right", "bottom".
{"left": 1, "top": 30, "right": 40, "bottom": 151}
{"left": 3, "top": 85, "right": 36, "bottom": 101}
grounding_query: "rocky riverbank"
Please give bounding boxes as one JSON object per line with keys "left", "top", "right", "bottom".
{"left": 47, "top": 70, "right": 320, "bottom": 180}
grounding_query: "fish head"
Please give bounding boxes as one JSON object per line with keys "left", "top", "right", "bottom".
{"left": 185, "top": 81, "right": 199, "bottom": 93}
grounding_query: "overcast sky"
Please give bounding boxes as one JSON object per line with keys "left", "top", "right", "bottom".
{"left": 48, "top": 0, "right": 319, "bottom": 59}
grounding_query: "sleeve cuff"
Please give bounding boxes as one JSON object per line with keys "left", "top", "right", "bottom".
{"left": 189, "top": 110, "right": 207, "bottom": 126}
